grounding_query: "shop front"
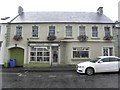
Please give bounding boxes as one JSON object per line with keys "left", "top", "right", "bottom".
{"left": 29, "top": 43, "right": 60, "bottom": 65}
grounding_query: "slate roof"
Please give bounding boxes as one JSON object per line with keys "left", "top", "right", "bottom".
{"left": 11, "top": 12, "right": 113, "bottom": 23}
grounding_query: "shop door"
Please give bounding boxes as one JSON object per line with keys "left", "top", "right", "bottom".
{"left": 52, "top": 46, "right": 59, "bottom": 64}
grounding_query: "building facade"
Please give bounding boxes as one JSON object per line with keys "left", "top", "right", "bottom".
{"left": 0, "top": 19, "right": 9, "bottom": 65}
{"left": 4, "top": 7, "right": 115, "bottom": 66}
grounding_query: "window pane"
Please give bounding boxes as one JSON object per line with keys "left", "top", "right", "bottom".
{"left": 30, "top": 47, "right": 50, "bottom": 62}
{"left": 109, "top": 58, "right": 118, "bottom": 62}
{"left": 44, "top": 52, "right": 49, "bottom": 56}
{"left": 73, "top": 47, "right": 89, "bottom": 58}
{"left": 37, "top": 57, "right": 43, "bottom": 61}
{"left": 30, "top": 57, "right": 36, "bottom": 61}
{"left": 31, "top": 52, "right": 36, "bottom": 56}
{"left": 49, "top": 26, "right": 55, "bottom": 36}
{"left": 66, "top": 26, "right": 72, "bottom": 37}
{"left": 79, "top": 26, "right": 85, "bottom": 35}
{"left": 16, "top": 26, "right": 22, "bottom": 36}
{"left": 37, "top": 52, "right": 42, "bottom": 56}
{"left": 101, "top": 58, "right": 109, "bottom": 62}
{"left": 32, "top": 26, "right": 38, "bottom": 37}
{"left": 37, "top": 48, "right": 43, "bottom": 51}
{"left": 31, "top": 47, "right": 36, "bottom": 51}
{"left": 44, "top": 57, "right": 49, "bottom": 61}
{"left": 92, "top": 26, "right": 98, "bottom": 37}
{"left": 109, "top": 48, "right": 113, "bottom": 56}
{"left": 104, "top": 27, "right": 110, "bottom": 36}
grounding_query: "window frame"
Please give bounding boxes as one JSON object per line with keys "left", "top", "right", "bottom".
{"left": 102, "top": 47, "right": 114, "bottom": 56}
{"left": 16, "top": 26, "right": 22, "bottom": 36}
{"left": 79, "top": 25, "right": 85, "bottom": 36}
{"left": 104, "top": 26, "right": 111, "bottom": 36}
{"left": 92, "top": 26, "right": 98, "bottom": 37}
{"left": 72, "top": 47, "right": 89, "bottom": 59}
{"left": 30, "top": 47, "right": 50, "bottom": 63}
{"left": 32, "top": 25, "right": 39, "bottom": 38}
{"left": 65, "top": 25, "right": 72, "bottom": 38}
{"left": 48, "top": 25, "right": 55, "bottom": 36}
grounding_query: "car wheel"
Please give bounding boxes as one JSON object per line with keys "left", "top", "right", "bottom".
{"left": 86, "top": 68, "right": 94, "bottom": 75}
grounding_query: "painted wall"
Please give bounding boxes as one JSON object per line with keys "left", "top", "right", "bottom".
{"left": 0, "top": 24, "right": 7, "bottom": 64}
{"left": 6, "top": 23, "right": 114, "bottom": 64}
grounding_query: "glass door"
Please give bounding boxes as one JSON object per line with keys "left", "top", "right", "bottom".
{"left": 51, "top": 46, "right": 58, "bottom": 64}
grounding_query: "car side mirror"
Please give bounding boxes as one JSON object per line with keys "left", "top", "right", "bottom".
{"left": 98, "top": 61, "right": 103, "bottom": 63}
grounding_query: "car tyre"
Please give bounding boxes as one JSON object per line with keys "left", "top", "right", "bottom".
{"left": 86, "top": 67, "right": 94, "bottom": 75}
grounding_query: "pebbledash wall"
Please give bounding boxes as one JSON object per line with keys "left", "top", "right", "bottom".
{"left": 3, "top": 7, "right": 115, "bottom": 66}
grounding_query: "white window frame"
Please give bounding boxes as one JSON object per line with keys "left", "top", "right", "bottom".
{"left": 32, "top": 25, "right": 39, "bottom": 38}
{"left": 30, "top": 47, "right": 50, "bottom": 63}
{"left": 102, "top": 46, "right": 114, "bottom": 56}
{"left": 65, "top": 25, "right": 72, "bottom": 38}
{"left": 48, "top": 25, "right": 55, "bottom": 36}
{"left": 104, "top": 25, "right": 111, "bottom": 36}
{"left": 92, "top": 26, "right": 98, "bottom": 37}
{"left": 72, "top": 47, "right": 89, "bottom": 59}
{"left": 79, "top": 25, "right": 86, "bottom": 36}
{"left": 16, "top": 26, "right": 22, "bottom": 36}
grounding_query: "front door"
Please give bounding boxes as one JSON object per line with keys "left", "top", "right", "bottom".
{"left": 51, "top": 46, "right": 59, "bottom": 65}
{"left": 10, "top": 47, "right": 24, "bottom": 67}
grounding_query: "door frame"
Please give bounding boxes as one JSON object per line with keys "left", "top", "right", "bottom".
{"left": 7, "top": 45, "right": 26, "bottom": 65}
{"left": 50, "top": 44, "right": 60, "bottom": 65}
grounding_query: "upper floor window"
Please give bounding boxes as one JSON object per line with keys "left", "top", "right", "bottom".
{"left": 16, "top": 26, "right": 22, "bottom": 36}
{"left": 66, "top": 25, "right": 72, "bottom": 37}
{"left": 92, "top": 26, "right": 98, "bottom": 37}
{"left": 79, "top": 26, "right": 85, "bottom": 35}
{"left": 49, "top": 26, "right": 55, "bottom": 36}
{"left": 32, "top": 26, "right": 38, "bottom": 37}
{"left": 104, "top": 26, "right": 110, "bottom": 36}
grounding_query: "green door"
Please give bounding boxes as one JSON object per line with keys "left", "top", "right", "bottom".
{"left": 10, "top": 47, "right": 24, "bottom": 67}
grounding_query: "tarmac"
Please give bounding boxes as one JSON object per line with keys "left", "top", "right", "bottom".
{"left": 1, "top": 65, "right": 76, "bottom": 72}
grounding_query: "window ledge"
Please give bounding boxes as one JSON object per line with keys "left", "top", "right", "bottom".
{"left": 30, "top": 37, "right": 39, "bottom": 39}
{"left": 91, "top": 37, "right": 100, "bottom": 39}
{"left": 64, "top": 37, "right": 74, "bottom": 39}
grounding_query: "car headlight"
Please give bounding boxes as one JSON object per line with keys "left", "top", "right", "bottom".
{"left": 78, "top": 66, "right": 84, "bottom": 68}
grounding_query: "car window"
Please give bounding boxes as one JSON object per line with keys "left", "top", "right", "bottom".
{"left": 101, "top": 58, "right": 109, "bottom": 62}
{"left": 109, "top": 58, "right": 118, "bottom": 62}
{"left": 118, "top": 59, "right": 120, "bottom": 61}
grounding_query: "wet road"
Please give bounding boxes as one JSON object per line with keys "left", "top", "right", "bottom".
{"left": 1, "top": 71, "right": 119, "bottom": 88}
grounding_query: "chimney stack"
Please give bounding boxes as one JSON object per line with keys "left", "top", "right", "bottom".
{"left": 18, "top": 6, "right": 24, "bottom": 15}
{"left": 97, "top": 7, "right": 103, "bottom": 15}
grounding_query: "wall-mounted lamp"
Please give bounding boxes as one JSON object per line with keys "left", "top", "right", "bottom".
{"left": 15, "top": 44, "right": 17, "bottom": 47}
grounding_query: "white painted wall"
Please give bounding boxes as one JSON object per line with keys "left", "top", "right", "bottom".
{"left": 0, "top": 24, "right": 7, "bottom": 65}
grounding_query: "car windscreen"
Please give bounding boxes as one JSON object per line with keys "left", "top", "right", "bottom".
{"left": 90, "top": 58, "right": 100, "bottom": 63}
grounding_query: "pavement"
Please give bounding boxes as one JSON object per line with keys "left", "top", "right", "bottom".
{"left": 1, "top": 65, "right": 76, "bottom": 72}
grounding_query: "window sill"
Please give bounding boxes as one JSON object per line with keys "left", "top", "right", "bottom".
{"left": 91, "top": 37, "right": 100, "bottom": 39}
{"left": 64, "top": 37, "right": 74, "bottom": 39}
{"left": 30, "top": 37, "right": 39, "bottom": 39}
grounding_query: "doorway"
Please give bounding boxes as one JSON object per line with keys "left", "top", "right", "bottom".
{"left": 51, "top": 46, "right": 59, "bottom": 65}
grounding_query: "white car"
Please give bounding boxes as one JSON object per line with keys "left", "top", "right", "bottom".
{"left": 76, "top": 56, "right": 120, "bottom": 75}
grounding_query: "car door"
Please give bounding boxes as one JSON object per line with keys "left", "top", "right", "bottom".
{"left": 109, "top": 57, "right": 119, "bottom": 72}
{"left": 95, "top": 58, "right": 110, "bottom": 73}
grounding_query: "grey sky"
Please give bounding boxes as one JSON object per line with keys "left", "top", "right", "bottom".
{"left": 0, "top": 0, "right": 119, "bottom": 22}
